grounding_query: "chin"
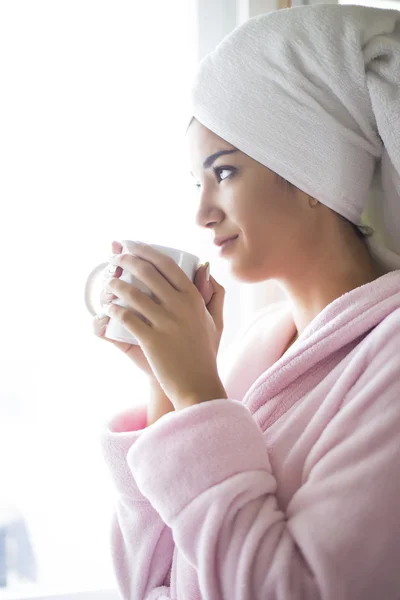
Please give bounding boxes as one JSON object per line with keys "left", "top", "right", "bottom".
{"left": 230, "top": 261, "right": 268, "bottom": 284}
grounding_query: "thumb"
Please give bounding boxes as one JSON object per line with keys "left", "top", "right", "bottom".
{"left": 205, "top": 274, "right": 225, "bottom": 333}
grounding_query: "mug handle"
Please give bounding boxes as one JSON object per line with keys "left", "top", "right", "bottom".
{"left": 84, "top": 262, "right": 109, "bottom": 316}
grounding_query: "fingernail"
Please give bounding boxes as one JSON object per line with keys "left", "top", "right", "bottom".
{"left": 97, "top": 312, "right": 107, "bottom": 320}
{"left": 204, "top": 261, "right": 210, "bottom": 281}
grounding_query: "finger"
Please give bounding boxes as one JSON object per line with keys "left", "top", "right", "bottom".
{"left": 111, "top": 240, "right": 123, "bottom": 254}
{"left": 100, "top": 264, "right": 122, "bottom": 308}
{"left": 105, "top": 241, "right": 123, "bottom": 282}
{"left": 122, "top": 241, "right": 192, "bottom": 293}
{"left": 101, "top": 264, "right": 123, "bottom": 285}
{"left": 109, "top": 253, "right": 177, "bottom": 305}
{"left": 94, "top": 242, "right": 123, "bottom": 332}
{"left": 106, "top": 301, "right": 150, "bottom": 343}
{"left": 106, "top": 277, "right": 163, "bottom": 325}
{"left": 204, "top": 274, "right": 225, "bottom": 332}
{"left": 92, "top": 314, "right": 110, "bottom": 338}
{"left": 99, "top": 288, "right": 117, "bottom": 306}
{"left": 194, "top": 264, "right": 206, "bottom": 283}
{"left": 98, "top": 262, "right": 120, "bottom": 314}
{"left": 194, "top": 265, "right": 213, "bottom": 305}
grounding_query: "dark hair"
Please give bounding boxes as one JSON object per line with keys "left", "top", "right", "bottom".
{"left": 186, "top": 116, "right": 195, "bottom": 133}
{"left": 275, "top": 173, "right": 373, "bottom": 240}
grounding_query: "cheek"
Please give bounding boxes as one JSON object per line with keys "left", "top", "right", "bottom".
{"left": 230, "top": 181, "right": 284, "bottom": 246}
{"left": 239, "top": 210, "right": 292, "bottom": 270}
{"left": 230, "top": 192, "right": 260, "bottom": 230}
{"left": 240, "top": 210, "right": 277, "bottom": 249}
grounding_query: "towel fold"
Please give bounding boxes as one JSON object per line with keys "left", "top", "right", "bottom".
{"left": 190, "top": 4, "right": 400, "bottom": 273}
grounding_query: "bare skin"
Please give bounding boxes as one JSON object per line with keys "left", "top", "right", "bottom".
{"left": 93, "top": 241, "right": 220, "bottom": 424}
{"left": 186, "top": 119, "right": 385, "bottom": 343}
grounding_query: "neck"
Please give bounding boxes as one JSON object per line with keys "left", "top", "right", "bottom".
{"left": 277, "top": 238, "right": 385, "bottom": 339}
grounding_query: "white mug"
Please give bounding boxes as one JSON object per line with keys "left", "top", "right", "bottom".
{"left": 84, "top": 241, "right": 200, "bottom": 345}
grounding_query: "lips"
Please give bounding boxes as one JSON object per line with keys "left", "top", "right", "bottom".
{"left": 214, "top": 235, "right": 239, "bottom": 247}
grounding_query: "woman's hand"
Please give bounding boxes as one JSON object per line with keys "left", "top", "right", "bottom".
{"left": 103, "top": 241, "right": 227, "bottom": 410}
{"left": 93, "top": 242, "right": 225, "bottom": 381}
{"left": 93, "top": 241, "right": 157, "bottom": 378}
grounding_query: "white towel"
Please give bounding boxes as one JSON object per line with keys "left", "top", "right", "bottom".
{"left": 190, "top": 4, "right": 400, "bottom": 273}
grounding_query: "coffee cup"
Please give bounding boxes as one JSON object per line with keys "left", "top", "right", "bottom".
{"left": 84, "top": 240, "right": 200, "bottom": 345}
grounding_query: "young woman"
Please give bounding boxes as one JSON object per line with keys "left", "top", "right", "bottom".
{"left": 94, "top": 4, "right": 400, "bottom": 599}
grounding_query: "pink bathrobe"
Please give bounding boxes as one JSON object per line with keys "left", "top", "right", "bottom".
{"left": 101, "top": 270, "right": 400, "bottom": 600}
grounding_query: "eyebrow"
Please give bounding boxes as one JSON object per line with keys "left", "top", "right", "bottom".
{"left": 190, "top": 149, "right": 239, "bottom": 176}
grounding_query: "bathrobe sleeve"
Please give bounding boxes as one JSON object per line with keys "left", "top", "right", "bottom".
{"left": 125, "top": 312, "right": 400, "bottom": 599}
{"left": 99, "top": 304, "right": 284, "bottom": 600}
{"left": 101, "top": 405, "right": 174, "bottom": 599}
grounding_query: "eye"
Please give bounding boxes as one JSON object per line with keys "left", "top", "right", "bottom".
{"left": 193, "top": 166, "right": 236, "bottom": 190}
{"left": 213, "top": 165, "right": 236, "bottom": 183}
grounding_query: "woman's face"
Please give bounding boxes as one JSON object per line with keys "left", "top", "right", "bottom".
{"left": 186, "top": 119, "right": 321, "bottom": 283}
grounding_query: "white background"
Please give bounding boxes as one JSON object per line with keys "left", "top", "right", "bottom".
{"left": 0, "top": 0, "right": 199, "bottom": 597}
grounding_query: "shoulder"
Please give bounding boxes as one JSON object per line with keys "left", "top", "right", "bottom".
{"left": 340, "top": 307, "right": 400, "bottom": 411}
{"left": 365, "top": 306, "right": 400, "bottom": 350}
{"left": 355, "top": 306, "right": 400, "bottom": 372}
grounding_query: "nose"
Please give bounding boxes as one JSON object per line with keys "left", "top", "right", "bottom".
{"left": 194, "top": 189, "right": 223, "bottom": 230}
{"left": 195, "top": 206, "right": 221, "bottom": 231}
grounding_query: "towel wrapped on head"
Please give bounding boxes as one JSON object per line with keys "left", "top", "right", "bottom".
{"left": 189, "top": 4, "right": 400, "bottom": 273}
